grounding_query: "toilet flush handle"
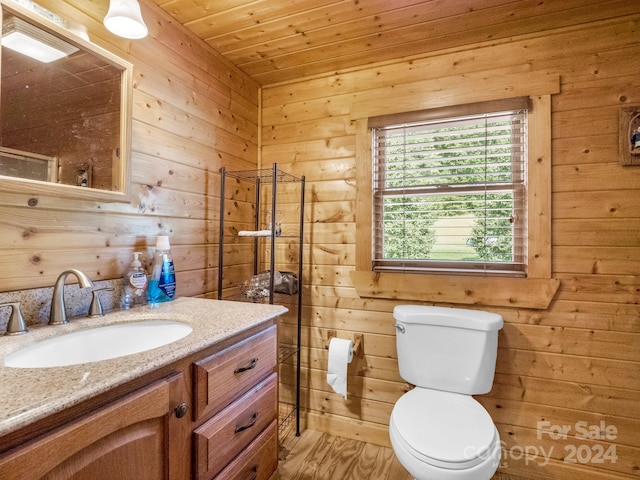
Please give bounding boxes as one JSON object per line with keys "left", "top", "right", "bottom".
{"left": 393, "top": 323, "right": 405, "bottom": 334}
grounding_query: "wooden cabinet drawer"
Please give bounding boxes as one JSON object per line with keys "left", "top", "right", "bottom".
{"left": 194, "top": 325, "right": 277, "bottom": 420}
{"left": 193, "top": 373, "right": 277, "bottom": 480}
{"left": 213, "top": 420, "right": 278, "bottom": 480}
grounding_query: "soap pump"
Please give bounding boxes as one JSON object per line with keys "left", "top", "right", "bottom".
{"left": 123, "top": 252, "right": 148, "bottom": 308}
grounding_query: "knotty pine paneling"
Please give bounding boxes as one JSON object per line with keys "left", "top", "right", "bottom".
{"left": 554, "top": 246, "right": 640, "bottom": 275}
{"left": 200, "top": 0, "right": 640, "bottom": 85}
{"left": 0, "top": 0, "right": 259, "bottom": 295}
{"left": 262, "top": 10, "right": 640, "bottom": 480}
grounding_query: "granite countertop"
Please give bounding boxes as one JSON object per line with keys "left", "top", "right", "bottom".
{"left": 0, "top": 296, "right": 287, "bottom": 437}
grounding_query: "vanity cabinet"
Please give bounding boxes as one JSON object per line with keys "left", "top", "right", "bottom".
{"left": 0, "top": 320, "right": 279, "bottom": 480}
{"left": 0, "top": 373, "right": 186, "bottom": 480}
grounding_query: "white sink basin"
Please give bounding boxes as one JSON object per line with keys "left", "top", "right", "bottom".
{"left": 4, "top": 320, "right": 193, "bottom": 368}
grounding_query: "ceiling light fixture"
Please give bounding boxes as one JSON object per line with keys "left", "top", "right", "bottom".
{"left": 103, "top": 0, "right": 148, "bottom": 40}
{"left": 1, "top": 16, "right": 78, "bottom": 63}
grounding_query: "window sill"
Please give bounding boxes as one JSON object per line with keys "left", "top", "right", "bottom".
{"left": 350, "top": 271, "right": 560, "bottom": 309}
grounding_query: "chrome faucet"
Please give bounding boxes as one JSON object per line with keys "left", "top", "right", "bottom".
{"left": 49, "top": 269, "right": 95, "bottom": 325}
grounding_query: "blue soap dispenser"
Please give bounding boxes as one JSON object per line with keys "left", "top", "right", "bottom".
{"left": 148, "top": 235, "right": 176, "bottom": 305}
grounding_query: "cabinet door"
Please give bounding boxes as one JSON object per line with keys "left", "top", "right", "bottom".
{"left": 0, "top": 374, "right": 182, "bottom": 480}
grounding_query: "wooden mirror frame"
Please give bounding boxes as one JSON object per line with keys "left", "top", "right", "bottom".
{"left": 0, "top": 0, "right": 133, "bottom": 203}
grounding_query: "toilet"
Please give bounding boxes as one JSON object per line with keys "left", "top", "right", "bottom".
{"left": 390, "top": 305, "right": 504, "bottom": 480}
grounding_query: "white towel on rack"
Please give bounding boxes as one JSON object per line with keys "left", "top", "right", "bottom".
{"left": 238, "top": 230, "right": 272, "bottom": 237}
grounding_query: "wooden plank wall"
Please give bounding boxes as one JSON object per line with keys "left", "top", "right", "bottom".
{"left": 0, "top": 0, "right": 259, "bottom": 295}
{"left": 262, "top": 8, "right": 640, "bottom": 480}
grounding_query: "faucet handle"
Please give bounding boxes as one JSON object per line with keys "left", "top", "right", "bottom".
{"left": 1, "top": 302, "right": 28, "bottom": 336}
{"left": 88, "top": 288, "right": 113, "bottom": 318}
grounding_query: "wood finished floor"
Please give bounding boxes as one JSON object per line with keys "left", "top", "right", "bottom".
{"left": 277, "top": 430, "right": 413, "bottom": 480}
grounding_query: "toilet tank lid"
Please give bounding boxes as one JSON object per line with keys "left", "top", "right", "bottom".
{"left": 393, "top": 305, "right": 503, "bottom": 331}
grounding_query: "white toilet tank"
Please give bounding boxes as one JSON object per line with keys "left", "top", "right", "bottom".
{"left": 393, "top": 305, "right": 503, "bottom": 395}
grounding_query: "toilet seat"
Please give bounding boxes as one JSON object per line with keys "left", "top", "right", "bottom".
{"left": 390, "top": 388, "right": 498, "bottom": 470}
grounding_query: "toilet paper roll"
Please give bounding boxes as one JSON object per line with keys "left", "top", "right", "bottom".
{"left": 326, "top": 337, "right": 353, "bottom": 399}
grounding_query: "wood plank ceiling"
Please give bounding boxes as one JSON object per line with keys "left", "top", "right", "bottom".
{"left": 149, "top": 0, "right": 635, "bottom": 86}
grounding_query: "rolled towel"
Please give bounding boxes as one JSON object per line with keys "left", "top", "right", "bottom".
{"left": 238, "top": 230, "right": 272, "bottom": 237}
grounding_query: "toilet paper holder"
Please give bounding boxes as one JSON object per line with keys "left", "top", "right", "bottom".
{"left": 325, "top": 330, "right": 362, "bottom": 356}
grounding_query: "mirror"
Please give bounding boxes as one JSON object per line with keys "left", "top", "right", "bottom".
{"left": 0, "top": 0, "right": 133, "bottom": 202}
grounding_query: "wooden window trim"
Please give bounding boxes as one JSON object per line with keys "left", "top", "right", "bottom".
{"left": 352, "top": 95, "right": 560, "bottom": 309}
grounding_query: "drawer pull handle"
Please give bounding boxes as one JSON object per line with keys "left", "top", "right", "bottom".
{"left": 234, "top": 357, "right": 258, "bottom": 374}
{"left": 248, "top": 465, "right": 258, "bottom": 480}
{"left": 235, "top": 412, "right": 258, "bottom": 433}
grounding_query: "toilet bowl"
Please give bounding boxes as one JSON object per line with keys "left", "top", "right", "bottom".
{"left": 389, "top": 388, "right": 501, "bottom": 480}
{"left": 389, "top": 305, "right": 504, "bottom": 480}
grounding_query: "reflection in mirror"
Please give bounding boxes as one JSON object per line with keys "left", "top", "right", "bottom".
{"left": 0, "top": 145, "right": 56, "bottom": 181}
{"left": 0, "top": 0, "right": 132, "bottom": 200}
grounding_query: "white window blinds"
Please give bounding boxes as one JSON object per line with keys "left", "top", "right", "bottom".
{"left": 371, "top": 104, "right": 528, "bottom": 276}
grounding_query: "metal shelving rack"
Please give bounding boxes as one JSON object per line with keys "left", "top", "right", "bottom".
{"left": 217, "top": 163, "right": 304, "bottom": 439}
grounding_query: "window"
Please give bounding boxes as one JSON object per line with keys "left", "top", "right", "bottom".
{"left": 353, "top": 90, "right": 558, "bottom": 308}
{"left": 371, "top": 100, "right": 528, "bottom": 276}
